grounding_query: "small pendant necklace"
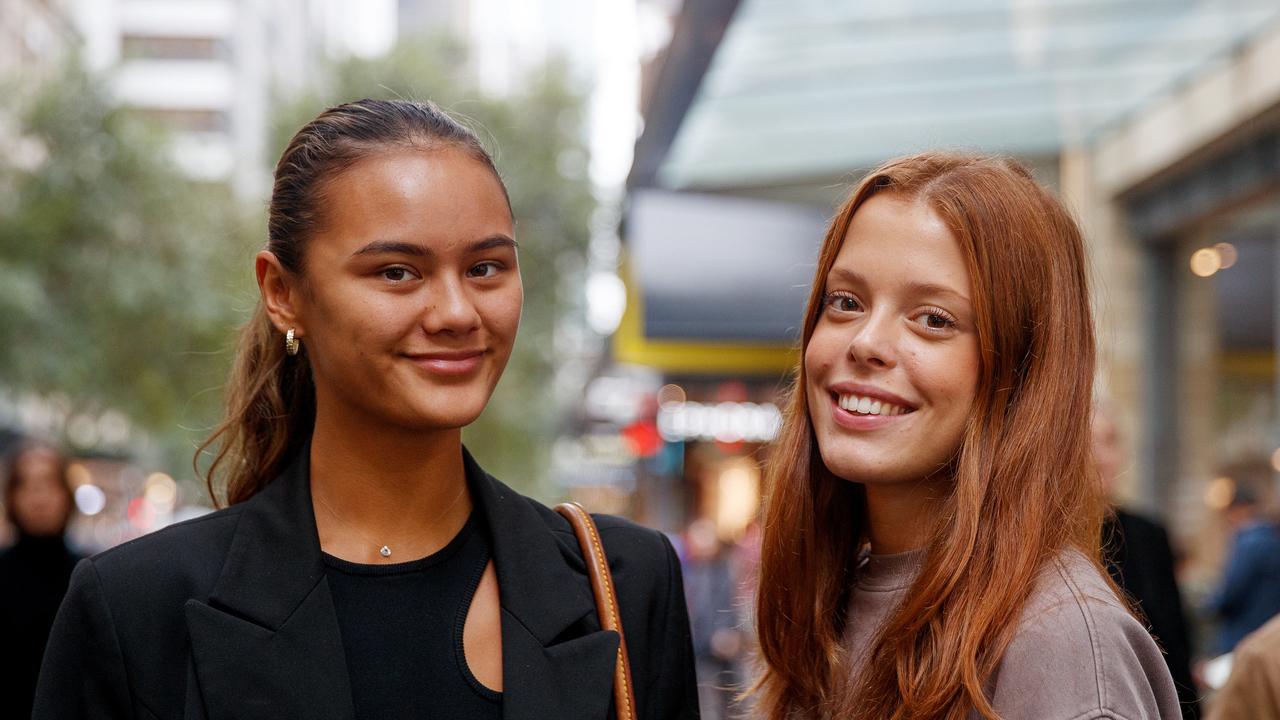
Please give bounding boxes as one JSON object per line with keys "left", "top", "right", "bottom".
{"left": 313, "top": 482, "right": 467, "bottom": 560}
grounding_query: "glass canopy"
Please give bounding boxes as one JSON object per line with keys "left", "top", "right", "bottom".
{"left": 659, "top": 0, "right": 1280, "bottom": 189}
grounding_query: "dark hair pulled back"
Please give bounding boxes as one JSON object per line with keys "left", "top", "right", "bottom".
{"left": 197, "top": 99, "right": 508, "bottom": 506}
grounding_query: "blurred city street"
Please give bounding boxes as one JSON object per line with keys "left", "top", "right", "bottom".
{"left": 3, "top": 0, "right": 1280, "bottom": 717}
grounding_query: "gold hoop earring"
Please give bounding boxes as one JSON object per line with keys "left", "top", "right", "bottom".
{"left": 285, "top": 328, "right": 301, "bottom": 356}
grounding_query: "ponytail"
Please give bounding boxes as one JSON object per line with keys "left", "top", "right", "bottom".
{"left": 196, "top": 304, "right": 314, "bottom": 506}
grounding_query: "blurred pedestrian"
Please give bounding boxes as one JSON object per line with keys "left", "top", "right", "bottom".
{"left": 35, "top": 99, "right": 698, "bottom": 719}
{"left": 1207, "top": 467, "right": 1280, "bottom": 656}
{"left": 1207, "top": 611, "right": 1280, "bottom": 719}
{"left": 1093, "top": 406, "right": 1200, "bottom": 718}
{"left": 752, "top": 153, "right": 1180, "bottom": 719}
{"left": 0, "top": 442, "right": 80, "bottom": 720}
{"left": 682, "top": 519, "right": 743, "bottom": 720}
{"left": 729, "top": 519, "right": 761, "bottom": 623}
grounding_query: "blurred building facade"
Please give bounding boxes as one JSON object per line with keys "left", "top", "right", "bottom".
{"left": 65, "top": 0, "right": 395, "bottom": 198}
{"left": 400, "top": 0, "right": 596, "bottom": 96}
{"left": 0, "top": 0, "right": 79, "bottom": 168}
{"left": 0, "top": 0, "right": 77, "bottom": 75}
{"left": 606, "top": 0, "right": 1280, "bottom": 570}
{"left": 1071, "top": 18, "right": 1280, "bottom": 580}
{"left": 0, "top": 0, "right": 397, "bottom": 547}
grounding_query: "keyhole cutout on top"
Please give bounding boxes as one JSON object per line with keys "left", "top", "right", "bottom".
{"left": 463, "top": 560, "right": 503, "bottom": 692}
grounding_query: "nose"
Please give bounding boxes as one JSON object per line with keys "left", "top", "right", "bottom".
{"left": 846, "top": 310, "right": 897, "bottom": 369}
{"left": 422, "top": 276, "right": 481, "bottom": 336}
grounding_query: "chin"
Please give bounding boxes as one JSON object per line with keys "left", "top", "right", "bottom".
{"left": 420, "top": 396, "right": 492, "bottom": 429}
{"left": 402, "top": 407, "right": 485, "bottom": 432}
{"left": 360, "top": 395, "right": 482, "bottom": 433}
{"left": 817, "top": 442, "right": 931, "bottom": 486}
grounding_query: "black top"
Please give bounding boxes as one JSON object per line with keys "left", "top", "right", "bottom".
{"left": 323, "top": 512, "right": 501, "bottom": 720}
{"left": 33, "top": 446, "right": 700, "bottom": 720}
{"left": 0, "top": 533, "right": 81, "bottom": 720}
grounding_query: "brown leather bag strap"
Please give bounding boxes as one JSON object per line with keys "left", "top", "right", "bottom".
{"left": 554, "top": 501, "right": 639, "bottom": 720}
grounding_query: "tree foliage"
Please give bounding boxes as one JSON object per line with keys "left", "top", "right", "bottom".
{"left": 270, "top": 39, "right": 595, "bottom": 494}
{"left": 0, "top": 40, "right": 593, "bottom": 496}
{"left": 0, "top": 58, "right": 258, "bottom": 469}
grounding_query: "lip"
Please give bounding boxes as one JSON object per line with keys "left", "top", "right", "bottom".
{"left": 827, "top": 382, "right": 918, "bottom": 410}
{"left": 825, "top": 382, "right": 918, "bottom": 431}
{"left": 404, "top": 349, "right": 486, "bottom": 376}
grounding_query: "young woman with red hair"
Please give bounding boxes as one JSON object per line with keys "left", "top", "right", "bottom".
{"left": 753, "top": 152, "right": 1181, "bottom": 719}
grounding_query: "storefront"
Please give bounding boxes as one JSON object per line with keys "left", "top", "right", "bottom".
{"left": 1076, "top": 62, "right": 1280, "bottom": 574}
{"left": 566, "top": 185, "right": 825, "bottom": 536}
{"left": 614, "top": 0, "right": 1280, "bottom": 561}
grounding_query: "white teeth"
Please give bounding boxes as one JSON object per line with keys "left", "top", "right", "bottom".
{"left": 837, "top": 393, "right": 909, "bottom": 416}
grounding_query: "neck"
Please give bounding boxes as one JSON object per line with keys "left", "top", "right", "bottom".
{"left": 309, "top": 405, "right": 473, "bottom": 563}
{"left": 862, "top": 478, "right": 942, "bottom": 555}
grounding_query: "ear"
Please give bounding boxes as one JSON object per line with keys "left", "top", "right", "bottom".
{"left": 256, "top": 251, "right": 306, "bottom": 336}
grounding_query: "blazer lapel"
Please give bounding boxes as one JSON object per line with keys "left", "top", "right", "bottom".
{"left": 500, "top": 616, "right": 621, "bottom": 720}
{"left": 466, "top": 450, "right": 622, "bottom": 720}
{"left": 185, "top": 447, "right": 619, "bottom": 720}
{"left": 184, "top": 451, "right": 355, "bottom": 720}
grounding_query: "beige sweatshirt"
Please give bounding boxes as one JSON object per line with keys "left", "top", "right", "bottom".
{"left": 1208, "top": 611, "right": 1280, "bottom": 720}
{"left": 842, "top": 548, "right": 1183, "bottom": 719}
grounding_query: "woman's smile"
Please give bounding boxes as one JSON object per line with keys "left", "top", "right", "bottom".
{"left": 826, "top": 382, "right": 918, "bottom": 430}
{"left": 403, "top": 349, "right": 487, "bottom": 376}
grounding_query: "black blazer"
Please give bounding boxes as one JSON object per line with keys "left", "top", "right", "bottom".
{"left": 34, "top": 449, "right": 699, "bottom": 720}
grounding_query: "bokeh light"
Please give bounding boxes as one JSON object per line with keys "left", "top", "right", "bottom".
{"left": 74, "top": 484, "right": 107, "bottom": 516}
{"left": 1213, "top": 242, "right": 1238, "bottom": 269}
{"left": 144, "top": 472, "right": 178, "bottom": 511}
{"left": 1189, "top": 248, "right": 1221, "bottom": 277}
{"left": 1204, "top": 476, "right": 1235, "bottom": 510}
{"left": 66, "top": 462, "right": 92, "bottom": 487}
{"left": 656, "top": 383, "right": 687, "bottom": 406}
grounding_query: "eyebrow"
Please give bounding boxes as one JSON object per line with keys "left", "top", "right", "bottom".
{"left": 827, "top": 267, "right": 971, "bottom": 305}
{"left": 351, "top": 235, "right": 518, "bottom": 258}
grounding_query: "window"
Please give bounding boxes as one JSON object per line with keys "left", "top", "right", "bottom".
{"left": 133, "top": 108, "right": 231, "bottom": 133}
{"left": 121, "top": 35, "right": 229, "bottom": 61}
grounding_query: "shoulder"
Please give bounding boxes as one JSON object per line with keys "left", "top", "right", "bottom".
{"left": 526, "top": 496, "right": 680, "bottom": 590}
{"left": 1239, "top": 522, "right": 1280, "bottom": 547}
{"left": 1115, "top": 508, "right": 1168, "bottom": 542}
{"left": 594, "top": 512, "right": 679, "bottom": 563}
{"left": 492, "top": 486, "right": 685, "bottom": 622}
{"left": 469, "top": 452, "right": 678, "bottom": 578}
{"left": 1235, "top": 611, "right": 1280, "bottom": 661}
{"left": 990, "top": 550, "right": 1180, "bottom": 720}
{"left": 1209, "top": 613, "right": 1280, "bottom": 719}
{"left": 81, "top": 504, "right": 244, "bottom": 601}
{"left": 90, "top": 503, "right": 242, "bottom": 569}
{"left": 50, "top": 505, "right": 245, "bottom": 678}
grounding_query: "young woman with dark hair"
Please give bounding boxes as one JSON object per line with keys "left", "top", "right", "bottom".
{"left": 34, "top": 99, "right": 697, "bottom": 720}
{"left": 1, "top": 442, "right": 80, "bottom": 719}
{"left": 752, "top": 152, "right": 1181, "bottom": 719}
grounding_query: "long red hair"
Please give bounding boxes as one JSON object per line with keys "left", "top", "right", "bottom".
{"left": 754, "top": 152, "right": 1105, "bottom": 719}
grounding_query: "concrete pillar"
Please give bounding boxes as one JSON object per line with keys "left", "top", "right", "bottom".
{"left": 1059, "top": 147, "right": 1149, "bottom": 509}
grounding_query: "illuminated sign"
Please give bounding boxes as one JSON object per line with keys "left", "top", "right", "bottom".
{"left": 657, "top": 401, "right": 782, "bottom": 443}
